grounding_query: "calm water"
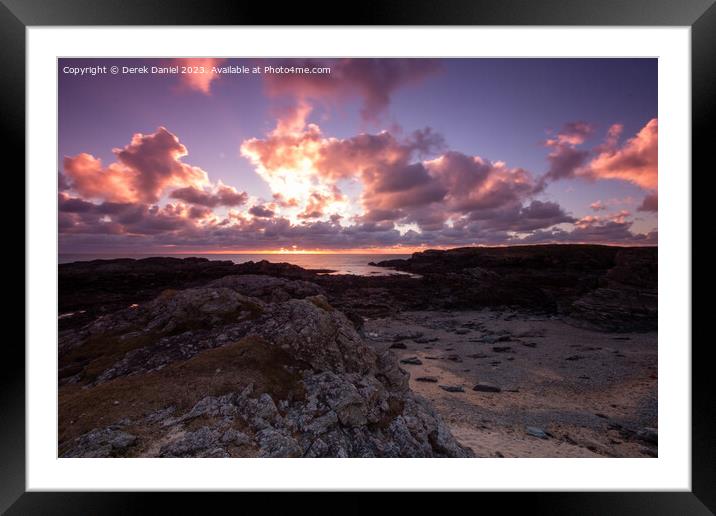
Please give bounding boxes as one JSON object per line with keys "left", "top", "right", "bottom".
{"left": 58, "top": 253, "right": 414, "bottom": 276}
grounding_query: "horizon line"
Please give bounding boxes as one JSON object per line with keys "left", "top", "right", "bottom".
{"left": 58, "top": 242, "right": 658, "bottom": 256}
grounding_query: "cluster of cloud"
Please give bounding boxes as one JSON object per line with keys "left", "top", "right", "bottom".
{"left": 59, "top": 119, "right": 655, "bottom": 252}
{"left": 63, "top": 127, "right": 212, "bottom": 204}
{"left": 542, "top": 118, "right": 658, "bottom": 212}
{"left": 239, "top": 105, "right": 581, "bottom": 242}
{"left": 58, "top": 59, "right": 657, "bottom": 252}
{"left": 59, "top": 127, "right": 255, "bottom": 246}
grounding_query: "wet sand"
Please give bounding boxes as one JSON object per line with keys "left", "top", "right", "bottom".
{"left": 364, "top": 309, "right": 658, "bottom": 458}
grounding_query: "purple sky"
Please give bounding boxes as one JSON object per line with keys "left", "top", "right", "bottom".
{"left": 58, "top": 58, "right": 657, "bottom": 253}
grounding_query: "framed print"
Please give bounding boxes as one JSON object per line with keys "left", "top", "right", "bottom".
{"left": 5, "top": 0, "right": 712, "bottom": 512}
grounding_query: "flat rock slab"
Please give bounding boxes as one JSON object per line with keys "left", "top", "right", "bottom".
{"left": 472, "top": 382, "right": 502, "bottom": 393}
{"left": 526, "top": 426, "right": 549, "bottom": 439}
{"left": 439, "top": 385, "right": 465, "bottom": 393}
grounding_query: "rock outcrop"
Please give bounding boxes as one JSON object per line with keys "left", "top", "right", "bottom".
{"left": 370, "top": 245, "right": 657, "bottom": 331}
{"left": 59, "top": 245, "right": 657, "bottom": 338}
{"left": 59, "top": 275, "right": 472, "bottom": 458}
{"left": 59, "top": 257, "right": 324, "bottom": 330}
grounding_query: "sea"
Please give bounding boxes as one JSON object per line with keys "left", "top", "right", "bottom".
{"left": 57, "top": 253, "right": 414, "bottom": 277}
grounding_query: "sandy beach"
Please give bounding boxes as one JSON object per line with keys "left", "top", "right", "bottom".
{"left": 364, "top": 309, "right": 657, "bottom": 457}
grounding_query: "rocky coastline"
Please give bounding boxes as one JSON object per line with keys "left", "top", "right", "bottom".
{"left": 58, "top": 244, "right": 657, "bottom": 458}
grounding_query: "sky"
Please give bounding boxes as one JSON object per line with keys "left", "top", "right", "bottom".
{"left": 58, "top": 58, "right": 658, "bottom": 254}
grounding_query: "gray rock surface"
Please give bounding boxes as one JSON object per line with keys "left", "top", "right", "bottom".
{"left": 60, "top": 277, "right": 473, "bottom": 458}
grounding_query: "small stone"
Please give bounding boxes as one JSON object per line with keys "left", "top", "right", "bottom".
{"left": 526, "top": 426, "right": 548, "bottom": 439}
{"left": 414, "top": 336, "right": 439, "bottom": 344}
{"left": 400, "top": 356, "right": 423, "bottom": 365}
{"left": 472, "top": 382, "right": 501, "bottom": 393}
{"left": 415, "top": 376, "right": 438, "bottom": 383}
{"left": 439, "top": 385, "right": 465, "bottom": 393}
{"left": 522, "top": 342, "right": 537, "bottom": 348}
{"left": 112, "top": 400, "right": 119, "bottom": 406}
{"left": 454, "top": 328, "right": 470, "bottom": 335}
{"left": 390, "top": 342, "right": 407, "bottom": 349}
{"left": 492, "top": 346, "right": 512, "bottom": 353}
{"left": 565, "top": 355, "right": 583, "bottom": 361}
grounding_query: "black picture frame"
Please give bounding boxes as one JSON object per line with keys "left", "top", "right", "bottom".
{"left": 4, "top": 0, "right": 710, "bottom": 512}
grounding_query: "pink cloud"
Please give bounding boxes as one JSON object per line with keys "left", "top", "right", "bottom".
{"left": 540, "top": 119, "right": 658, "bottom": 215}
{"left": 64, "top": 127, "right": 210, "bottom": 204}
{"left": 175, "top": 58, "right": 225, "bottom": 95}
{"left": 586, "top": 118, "right": 657, "bottom": 190}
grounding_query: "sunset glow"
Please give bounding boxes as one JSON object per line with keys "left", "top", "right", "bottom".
{"left": 59, "top": 58, "right": 657, "bottom": 254}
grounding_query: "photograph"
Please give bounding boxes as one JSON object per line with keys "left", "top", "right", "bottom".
{"left": 57, "top": 57, "right": 658, "bottom": 459}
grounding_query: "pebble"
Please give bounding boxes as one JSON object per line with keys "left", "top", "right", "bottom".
{"left": 400, "top": 356, "right": 422, "bottom": 365}
{"left": 414, "top": 336, "right": 439, "bottom": 344}
{"left": 415, "top": 376, "right": 438, "bottom": 383}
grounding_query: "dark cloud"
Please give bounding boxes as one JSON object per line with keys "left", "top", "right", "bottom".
{"left": 638, "top": 193, "right": 658, "bottom": 212}
{"left": 170, "top": 184, "right": 248, "bottom": 208}
{"left": 263, "top": 58, "right": 441, "bottom": 121}
{"left": 248, "top": 205, "right": 275, "bottom": 218}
